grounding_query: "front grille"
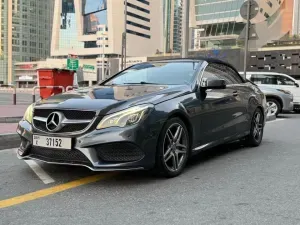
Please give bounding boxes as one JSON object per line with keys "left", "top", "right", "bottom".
{"left": 29, "top": 146, "right": 91, "bottom": 166}
{"left": 34, "top": 119, "right": 89, "bottom": 133}
{"left": 34, "top": 109, "right": 96, "bottom": 120}
{"left": 33, "top": 109, "right": 96, "bottom": 133}
{"left": 95, "top": 142, "right": 144, "bottom": 163}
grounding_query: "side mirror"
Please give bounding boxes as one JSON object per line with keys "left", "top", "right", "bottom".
{"left": 200, "top": 78, "right": 226, "bottom": 89}
{"left": 295, "top": 82, "right": 299, "bottom": 88}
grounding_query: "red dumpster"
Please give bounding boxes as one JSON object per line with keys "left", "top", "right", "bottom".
{"left": 37, "top": 69, "right": 74, "bottom": 99}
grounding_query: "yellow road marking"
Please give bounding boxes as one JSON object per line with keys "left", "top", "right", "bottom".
{"left": 0, "top": 173, "right": 116, "bottom": 209}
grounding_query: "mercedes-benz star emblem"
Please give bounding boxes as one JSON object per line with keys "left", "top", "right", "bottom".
{"left": 46, "top": 112, "right": 64, "bottom": 132}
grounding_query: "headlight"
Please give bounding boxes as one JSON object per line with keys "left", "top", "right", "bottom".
{"left": 23, "top": 104, "right": 34, "bottom": 124}
{"left": 97, "top": 104, "right": 153, "bottom": 130}
{"left": 276, "top": 89, "right": 292, "bottom": 95}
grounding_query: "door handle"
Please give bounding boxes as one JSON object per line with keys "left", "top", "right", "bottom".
{"left": 233, "top": 91, "right": 238, "bottom": 97}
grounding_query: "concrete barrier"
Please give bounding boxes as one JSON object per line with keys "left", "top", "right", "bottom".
{"left": 0, "top": 117, "right": 22, "bottom": 123}
{"left": 0, "top": 133, "right": 20, "bottom": 150}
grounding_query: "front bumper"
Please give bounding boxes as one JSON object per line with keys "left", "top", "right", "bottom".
{"left": 282, "top": 101, "right": 294, "bottom": 112}
{"left": 293, "top": 102, "right": 300, "bottom": 111}
{"left": 16, "top": 118, "right": 160, "bottom": 171}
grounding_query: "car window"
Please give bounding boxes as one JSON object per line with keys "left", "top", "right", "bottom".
{"left": 250, "top": 74, "right": 277, "bottom": 85}
{"left": 275, "top": 75, "right": 295, "bottom": 86}
{"left": 202, "top": 63, "right": 241, "bottom": 85}
{"left": 103, "top": 61, "right": 200, "bottom": 85}
{"left": 226, "top": 67, "right": 244, "bottom": 83}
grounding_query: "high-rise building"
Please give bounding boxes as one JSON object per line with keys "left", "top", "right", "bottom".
{"left": 50, "top": 0, "right": 163, "bottom": 83}
{"left": 292, "top": 0, "right": 300, "bottom": 35}
{"left": 51, "top": 0, "right": 163, "bottom": 57}
{"left": 0, "top": 0, "right": 54, "bottom": 85}
{"left": 163, "top": 0, "right": 183, "bottom": 53}
{"left": 191, "top": 0, "right": 295, "bottom": 50}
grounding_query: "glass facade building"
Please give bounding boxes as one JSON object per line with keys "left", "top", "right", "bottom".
{"left": 53, "top": 0, "right": 108, "bottom": 55}
{"left": 193, "top": 0, "right": 294, "bottom": 49}
{"left": 193, "top": 0, "right": 245, "bottom": 49}
{"left": 59, "top": 0, "right": 84, "bottom": 50}
{"left": 82, "top": 0, "right": 107, "bottom": 35}
{"left": 163, "top": 0, "right": 182, "bottom": 53}
{"left": 195, "top": 0, "right": 244, "bottom": 21}
{"left": 0, "top": 0, "right": 54, "bottom": 84}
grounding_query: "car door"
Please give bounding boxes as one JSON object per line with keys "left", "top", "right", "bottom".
{"left": 275, "top": 75, "right": 300, "bottom": 103}
{"left": 196, "top": 63, "right": 245, "bottom": 145}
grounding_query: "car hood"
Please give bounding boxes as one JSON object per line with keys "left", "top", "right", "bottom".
{"left": 34, "top": 84, "right": 190, "bottom": 114}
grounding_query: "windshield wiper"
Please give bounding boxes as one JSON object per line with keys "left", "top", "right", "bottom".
{"left": 123, "top": 82, "right": 160, "bottom": 85}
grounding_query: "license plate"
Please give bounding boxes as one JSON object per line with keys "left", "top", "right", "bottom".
{"left": 33, "top": 135, "right": 72, "bottom": 149}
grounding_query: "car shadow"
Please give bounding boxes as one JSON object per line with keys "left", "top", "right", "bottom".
{"left": 90, "top": 141, "right": 248, "bottom": 185}
{"left": 36, "top": 141, "right": 249, "bottom": 185}
{"left": 186, "top": 141, "right": 247, "bottom": 169}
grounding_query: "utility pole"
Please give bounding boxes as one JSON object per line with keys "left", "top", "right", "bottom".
{"left": 243, "top": 0, "right": 251, "bottom": 80}
{"left": 102, "top": 35, "right": 105, "bottom": 81}
{"left": 181, "top": 0, "right": 190, "bottom": 58}
{"left": 121, "top": 0, "right": 127, "bottom": 70}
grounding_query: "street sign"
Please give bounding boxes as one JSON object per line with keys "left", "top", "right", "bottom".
{"left": 67, "top": 58, "right": 79, "bottom": 70}
{"left": 83, "top": 64, "right": 95, "bottom": 70}
{"left": 240, "top": 0, "right": 259, "bottom": 20}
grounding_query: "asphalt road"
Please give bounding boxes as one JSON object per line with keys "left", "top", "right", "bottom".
{"left": 1, "top": 114, "right": 300, "bottom": 225}
{"left": 0, "top": 92, "right": 39, "bottom": 105}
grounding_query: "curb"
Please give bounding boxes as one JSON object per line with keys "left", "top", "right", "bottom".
{"left": 0, "top": 133, "right": 20, "bottom": 150}
{"left": 0, "top": 117, "right": 22, "bottom": 123}
{"left": 266, "top": 115, "right": 276, "bottom": 122}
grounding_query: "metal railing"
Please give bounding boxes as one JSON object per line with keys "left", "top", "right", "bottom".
{"left": 32, "top": 86, "right": 65, "bottom": 103}
{"left": 0, "top": 84, "right": 17, "bottom": 105}
{"left": 66, "top": 85, "right": 78, "bottom": 92}
{"left": 1, "top": 85, "right": 80, "bottom": 105}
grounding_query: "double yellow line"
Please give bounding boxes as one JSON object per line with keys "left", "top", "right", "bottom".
{"left": 0, "top": 173, "right": 116, "bottom": 209}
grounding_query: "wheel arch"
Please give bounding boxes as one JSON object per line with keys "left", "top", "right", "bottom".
{"left": 167, "top": 110, "right": 194, "bottom": 151}
{"left": 265, "top": 95, "right": 283, "bottom": 112}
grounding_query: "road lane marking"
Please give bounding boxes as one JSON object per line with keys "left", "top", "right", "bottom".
{"left": 0, "top": 148, "right": 18, "bottom": 153}
{"left": 0, "top": 173, "right": 116, "bottom": 209}
{"left": 267, "top": 119, "right": 285, "bottom": 123}
{"left": 24, "top": 160, "right": 55, "bottom": 184}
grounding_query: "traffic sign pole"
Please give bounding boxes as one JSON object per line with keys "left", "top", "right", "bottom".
{"left": 243, "top": 0, "right": 251, "bottom": 80}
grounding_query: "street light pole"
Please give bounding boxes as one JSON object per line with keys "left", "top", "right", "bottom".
{"left": 121, "top": 0, "right": 127, "bottom": 70}
{"left": 181, "top": 0, "right": 190, "bottom": 58}
{"left": 124, "top": 0, "right": 127, "bottom": 69}
{"left": 102, "top": 36, "right": 105, "bottom": 81}
{"left": 243, "top": 0, "right": 251, "bottom": 79}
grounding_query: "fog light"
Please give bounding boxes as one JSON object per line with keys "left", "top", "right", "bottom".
{"left": 18, "top": 139, "right": 31, "bottom": 157}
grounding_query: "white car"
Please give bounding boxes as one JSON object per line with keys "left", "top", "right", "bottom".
{"left": 239, "top": 72, "right": 300, "bottom": 112}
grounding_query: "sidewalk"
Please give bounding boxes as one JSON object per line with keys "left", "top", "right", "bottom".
{"left": 0, "top": 123, "right": 18, "bottom": 133}
{"left": 0, "top": 106, "right": 21, "bottom": 149}
{"left": 0, "top": 105, "right": 27, "bottom": 123}
{"left": 0, "top": 123, "right": 19, "bottom": 150}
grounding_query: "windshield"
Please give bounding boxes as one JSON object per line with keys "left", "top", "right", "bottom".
{"left": 103, "top": 61, "right": 200, "bottom": 86}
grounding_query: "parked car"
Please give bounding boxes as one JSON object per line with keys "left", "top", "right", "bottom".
{"left": 255, "top": 86, "right": 293, "bottom": 116}
{"left": 17, "top": 58, "right": 267, "bottom": 177}
{"left": 240, "top": 72, "right": 300, "bottom": 112}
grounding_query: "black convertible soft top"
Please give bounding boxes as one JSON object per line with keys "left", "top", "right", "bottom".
{"left": 149, "top": 57, "right": 245, "bottom": 82}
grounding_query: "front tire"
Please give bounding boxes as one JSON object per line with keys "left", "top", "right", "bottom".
{"left": 245, "top": 108, "right": 264, "bottom": 147}
{"left": 266, "top": 98, "right": 281, "bottom": 117}
{"left": 154, "top": 117, "right": 190, "bottom": 178}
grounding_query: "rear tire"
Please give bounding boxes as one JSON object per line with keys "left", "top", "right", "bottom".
{"left": 245, "top": 108, "right": 264, "bottom": 147}
{"left": 266, "top": 98, "right": 281, "bottom": 117}
{"left": 153, "top": 117, "right": 190, "bottom": 178}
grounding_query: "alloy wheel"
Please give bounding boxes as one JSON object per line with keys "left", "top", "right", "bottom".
{"left": 163, "top": 123, "right": 188, "bottom": 172}
{"left": 252, "top": 112, "right": 263, "bottom": 142}
{"left": 267, "top": 101, "right": 278, "bottom": 116}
